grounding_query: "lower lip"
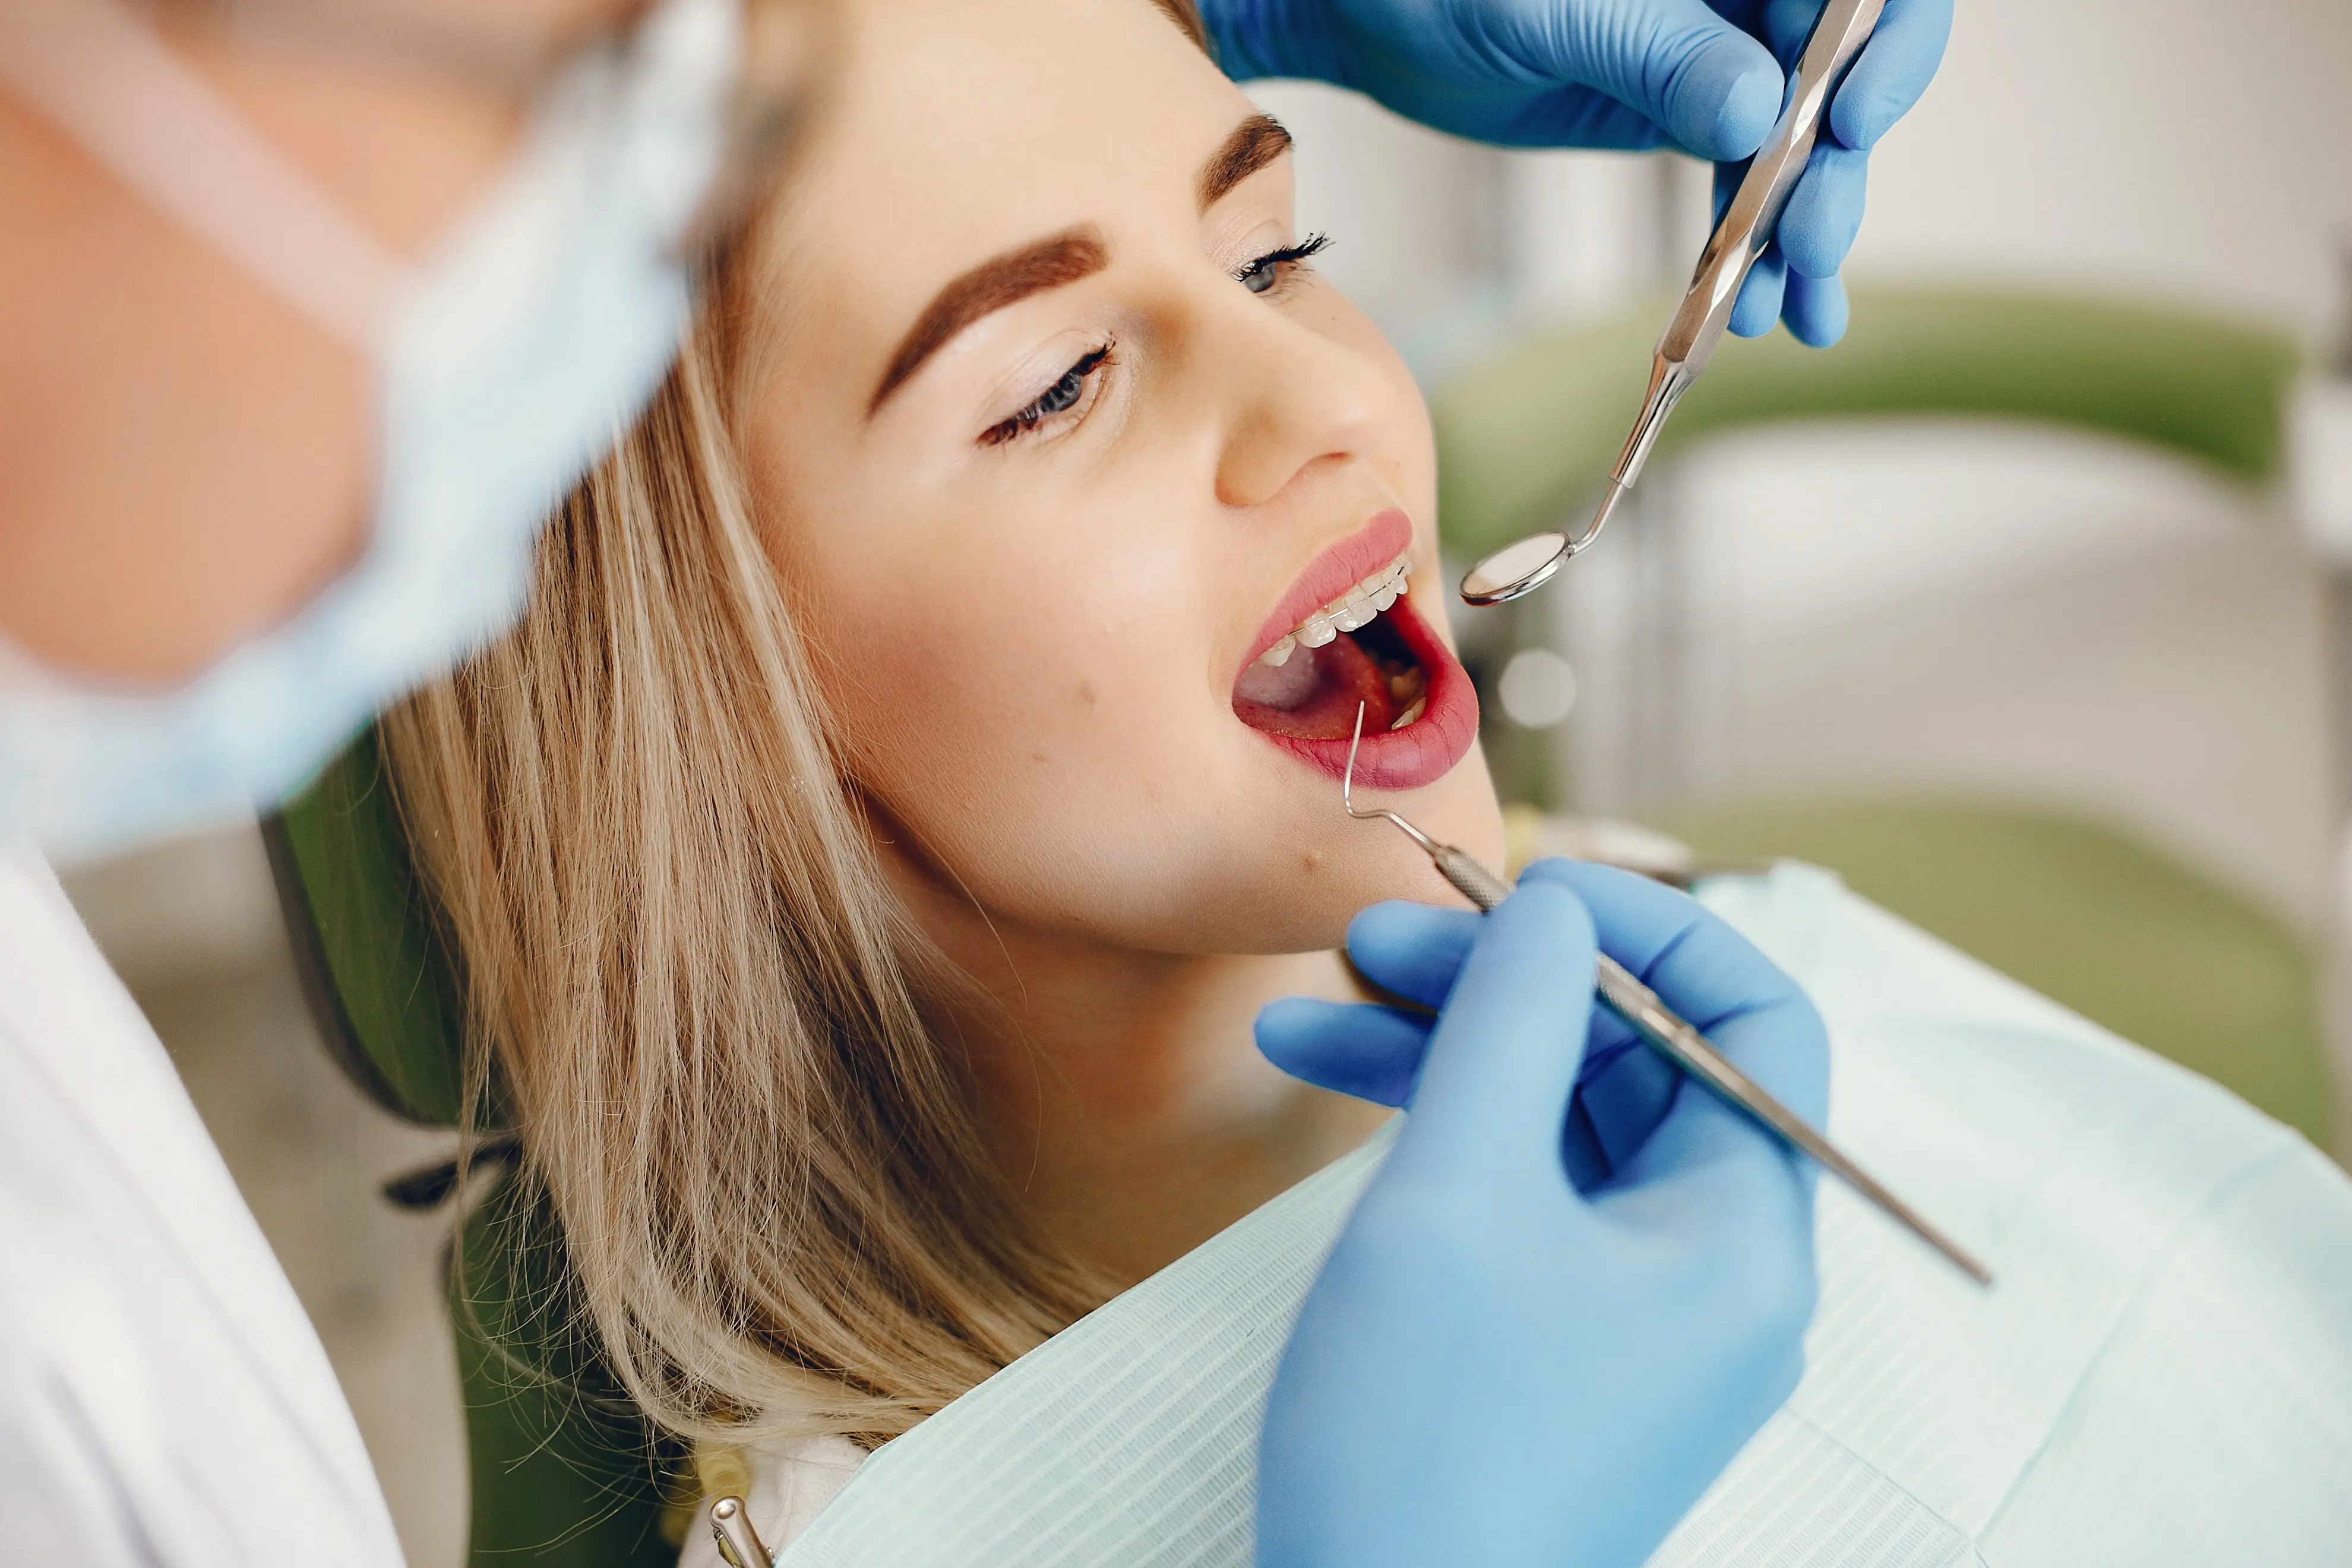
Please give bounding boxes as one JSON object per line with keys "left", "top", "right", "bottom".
{"left": 1243, "top": 593, "right": 1478, "bottom": 792}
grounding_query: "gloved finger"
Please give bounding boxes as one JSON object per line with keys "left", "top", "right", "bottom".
{"left": 1516, "top": 859, "right": 1826, "bottom": 1126}
{"left": 1775, "top": 142, "right": 1869, "bottom": 279}
{"left": 1829, "top": 0, "right": 1953, "bottom": 151}
{"left": 1587, "top": 957, "right": 1828, "bottom": 1218}
{"left": 1561, "top": 1090, "right": 1613, "bottom": 1192}
{"left": 1393, "top": 878, "right": 1599, "bottom": 1175}
{"left": 1518, "top": 860, "right": 1798, "bottom": 1019}
{"left": 1483, "top": 88, "right": 1674, "bottom": 153}
{"left": 1591, "top": 969, "right": 1824, "bottom": 1231}
{"left": 1343, "top": 899, "right": 1481, "bottom": 1010}
{"left": 1779, "top": 269, "right": 1848, "bottom": 347}
{"left": 1255, "top": 997, "right": 1430, "bottom": 1108}
{"left": 1348, "top": 896, "right": 1643, "bottom": 1059}
{"left": 1253, "top": 992, "right": 1662, "bottom": 1183}
{"left": 1599, "top": 1055, "right": 1820, "bottom": 1241}
{"left": 1575, "top": 1038, "right": 1681, "bottom": 1175}
{"left": 1728, "top": 249, "right": 1785, "bottom": 337}
{"left": 1760, "top": 0, "right": 1823, "bottom": 67}
{"left": 1493, "top": 0, "right": 1784, "bottom": 162}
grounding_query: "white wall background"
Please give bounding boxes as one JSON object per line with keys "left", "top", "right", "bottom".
{"left": 1261, "top": 0, "right": 2352, "bottom": 344}
{"left": 1853, "top": 0, "right": 2352, "bottom": 337}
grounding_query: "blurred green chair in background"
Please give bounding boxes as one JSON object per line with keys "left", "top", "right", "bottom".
{"left": 1431, "top": 286, "right": 2337, "bottom": 1148}
{"left": 264, "top": 731, "right": 691, "bottom": 1568}
{"left": 1661, "top": 800, "right": 2332, "bottom": 1148}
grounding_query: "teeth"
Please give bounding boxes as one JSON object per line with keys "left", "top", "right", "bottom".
{"left": 1389, "top": 696, "right": 1427, "bottom": 730}
{"left": 1253, "top": 551, "right": 1412, "bottom": 668}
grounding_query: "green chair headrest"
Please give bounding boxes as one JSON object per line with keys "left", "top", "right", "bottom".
{"left": 263, "top": 723, "right": 477, "bottom": 1129}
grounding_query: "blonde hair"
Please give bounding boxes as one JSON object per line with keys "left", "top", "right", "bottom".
{"left": 385, "top": 305, "right": 1107, "bottom": 1447}
{"left": 388, "top": 0, "right": 1210, "bottom": 1455}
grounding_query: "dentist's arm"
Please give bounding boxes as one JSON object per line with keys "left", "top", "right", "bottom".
{"left": 1254, "top": 861, "right": 1828, "bottom": 1568}
{"left": 1200, "top": 0, "right": 1953, "bottom": 346}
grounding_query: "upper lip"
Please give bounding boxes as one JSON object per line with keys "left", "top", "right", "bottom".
{"left": 1243, "top": 508, "right": 1417, "bottom": 669}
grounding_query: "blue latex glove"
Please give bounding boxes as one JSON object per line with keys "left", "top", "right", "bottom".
{"left": 1200, "top": 0, "right": 1953, "bottom": 346}
{"left": 1254, "top": 860, "right": 1829, "bottom": 1568}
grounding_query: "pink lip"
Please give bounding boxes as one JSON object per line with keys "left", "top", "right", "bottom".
{"left": 1243, "top": 507, "right": 1415, "bottom": 666}
{"left": 1245, "top": 590, "right": 1480, "bottom": 792}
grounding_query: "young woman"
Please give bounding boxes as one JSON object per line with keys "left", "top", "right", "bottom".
{"left": 381, "top": 0, "right": 2352, "bottom": 1561}
{"left": 385, "top": 0, "right": 1518, "bottom": 1516}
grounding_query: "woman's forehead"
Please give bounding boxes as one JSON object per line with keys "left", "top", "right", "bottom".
{"left": 770, "top": 0, "right": 1245, "bottom": 320}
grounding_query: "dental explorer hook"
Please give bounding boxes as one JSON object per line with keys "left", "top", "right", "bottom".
{"left": 1338, "top": 703, "right": 1996, "bottom": 1288}
{"left": 1345, "top": 704, "right": 1509, "bottom": 906}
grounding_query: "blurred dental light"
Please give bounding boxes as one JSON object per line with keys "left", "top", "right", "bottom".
{"left": 1498, "top": 647, "right": 1578, "bottom": 729}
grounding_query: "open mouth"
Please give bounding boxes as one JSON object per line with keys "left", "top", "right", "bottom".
{"left": 1231, "top": 513, "right": 1478, "bottom": 791}
{"left": 1233, "top": 551, "right": 1426, "bottom": 737}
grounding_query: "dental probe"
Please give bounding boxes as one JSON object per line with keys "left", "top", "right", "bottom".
{"left": 1341, "top": 712, "right": 1992, "bottom": 1286}
{"left": 1458, "top": 0, "right": 1889, "bottom": 608}
{"left": 712, "top": 1496, "right": 775, "bottom": 1568}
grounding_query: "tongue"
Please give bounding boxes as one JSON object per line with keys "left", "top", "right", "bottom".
{"left": 1233, "top": 632, "right": 1396, "bottom": 739}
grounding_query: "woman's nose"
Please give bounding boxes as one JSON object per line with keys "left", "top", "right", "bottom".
{"left": 1206, "top": 296, "right": 1395, "bottom": 512}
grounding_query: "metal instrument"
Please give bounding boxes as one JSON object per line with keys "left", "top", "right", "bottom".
{"left": 712, "top": 1495, "right": 775, "bottom": 1568}
{"left": 1341, "top": 710, "right": 1992, "bottom": 1286}
{"left": 1459, "top": 0, "right": 1889, "bottom": 607}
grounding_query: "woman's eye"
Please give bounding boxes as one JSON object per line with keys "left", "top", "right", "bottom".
{"left": 981, "top": 345, "right": 1114, "bottom": 447}
{"left": 1234, "top": 232, "right": 1332, "bottom": 296}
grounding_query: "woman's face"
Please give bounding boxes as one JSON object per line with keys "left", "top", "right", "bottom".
{"left": 740, "top": 0, "right": 1503, "bottom": 955}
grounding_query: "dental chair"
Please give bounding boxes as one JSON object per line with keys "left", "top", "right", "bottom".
{"left": 264, "top": 731, "right": 690, "bottom": 1568}
{"left": 1431, "top": 285, "right": 2338, "bottom": 1148}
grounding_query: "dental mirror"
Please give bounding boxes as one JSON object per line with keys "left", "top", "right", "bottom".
{"left": 1459, "top": 516, "right": 1602, "bottom": 608}
{"left": 1459, "top": 529, "right": 1572, "bottom": 607}
{"left": 1459, "top": 0, "right": 1892, "bottom": 611}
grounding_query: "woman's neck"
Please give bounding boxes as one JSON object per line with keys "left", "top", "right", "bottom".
{"left": 892, "top": 860, "right": 1389, "bottom": 1286}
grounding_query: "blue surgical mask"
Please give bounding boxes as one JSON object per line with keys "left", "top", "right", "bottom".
{"left": 0, "top": 0, "right": 744, "bottom": 860}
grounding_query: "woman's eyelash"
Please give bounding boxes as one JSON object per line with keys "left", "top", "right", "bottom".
{"left": 1234, "top": 232, "right": 1332, "bottom": 295}
{"left": 975, "top": 235, "right": 1331, "bottom": 450}
{"left": 981, "top": 344, "right": 1114, "bottom": 447}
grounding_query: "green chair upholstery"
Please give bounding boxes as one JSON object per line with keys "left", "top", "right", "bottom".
{"left": 1430, "top": 286, "right": 2334, "bottom": 1148}
{"left": 264, "top": 730, "right": 689, "bottom": 1567}
{"left": 1432, "top": 286, "right": 2303, "bottom": 565}
{"left": 1663, "top": 799, "right": 2334, "bottom": 1147}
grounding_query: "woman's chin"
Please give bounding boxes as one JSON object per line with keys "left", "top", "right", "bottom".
{"left": 1196, "top": 766, "right": 1507, "bottom": 958}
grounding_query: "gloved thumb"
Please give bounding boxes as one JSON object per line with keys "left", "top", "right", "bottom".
{"left": 1494, "top": 0, "right": 1784, "bottom": 160}
{"left": 1392, "top": 876, "right": 1598, "bottom": 1176}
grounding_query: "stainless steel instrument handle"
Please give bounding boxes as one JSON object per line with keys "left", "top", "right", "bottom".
{"left": 1660, "top": 0, "right": 1889, "bottom": 379}
{"left": 1419, "top": 841, "right": 1991, "bottom": 1285}
{"left": 712, "top": 1496, "right": 775, "bottom": 1568}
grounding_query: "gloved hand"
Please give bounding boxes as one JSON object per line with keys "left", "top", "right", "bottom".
{"left": 1199, "top": 0, "right": 1953, "bottom": 346}
{"left": 1254, "top": 860, "right": 1829, "bottom": 1568}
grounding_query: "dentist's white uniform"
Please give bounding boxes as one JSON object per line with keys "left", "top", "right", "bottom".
{"left": 0, "top": 844, "right": 405, "bottom": 1566}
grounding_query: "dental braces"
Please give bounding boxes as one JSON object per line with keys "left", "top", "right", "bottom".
{"left": 1256, "top": 552, "right": 1410, "bottom": 668}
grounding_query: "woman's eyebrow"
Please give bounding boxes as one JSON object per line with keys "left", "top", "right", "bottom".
{"left": 869, "top": 226, "right": 1109, "bottom": 415}
{"left": 1198, "top": 113, "right": 1291, "bottom": 211}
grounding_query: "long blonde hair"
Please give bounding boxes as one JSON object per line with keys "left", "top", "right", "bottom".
{"left": 390, "top": 0, "right": 1210, "bottom": 1453}
{"left": 385, "top": 298, "right": 1108, "bottom": 1447}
